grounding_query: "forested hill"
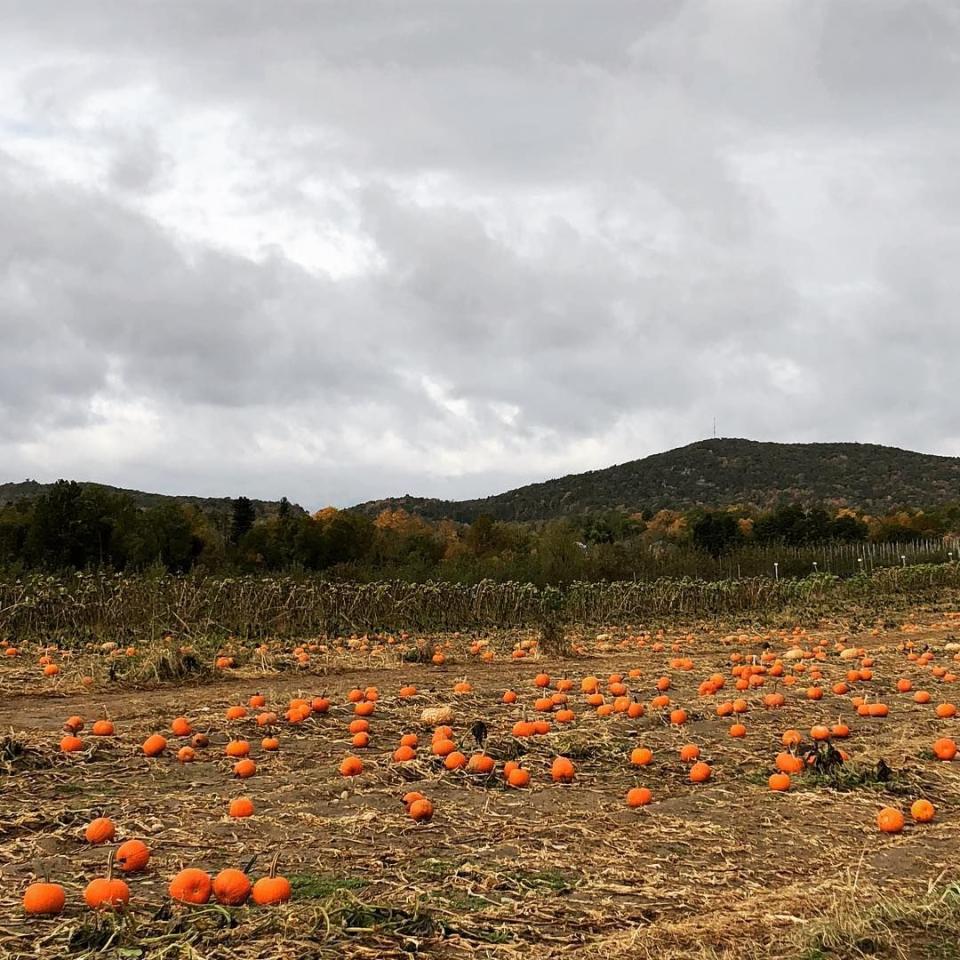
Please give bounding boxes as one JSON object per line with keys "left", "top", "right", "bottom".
{"left": 351, "top": 439, "right": 960, "bottom": 522}
{"left": 0, "top": 480, "right": 304, "bottom": 519}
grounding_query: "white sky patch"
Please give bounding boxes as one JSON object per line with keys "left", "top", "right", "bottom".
{"left": 420, "top": 375, "right": 472, "bottom": 421}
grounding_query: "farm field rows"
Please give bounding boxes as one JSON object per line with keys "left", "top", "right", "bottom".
{"left": 3, "top": 608, "right": 960, "bottom": 959}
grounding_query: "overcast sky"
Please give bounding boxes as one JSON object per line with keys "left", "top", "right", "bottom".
{"left": 2, "top": 1, "right": 958, "bottom": 509}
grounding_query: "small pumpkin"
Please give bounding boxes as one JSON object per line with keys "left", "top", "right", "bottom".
{"left": 339, "top": 755, "right": 364, "bottom": 777}
{"left": 768, "top": 773, "right": 791, "bottom": 792}
{"left": 877, "top": 807, "right": 905, "bottom": 834}
{"left": 23, "top": 881, "right": 66, "bottom": 916}
{"left": 251, "top": 854, "right": 292, "bottom": 906}
{"left": 142, "top": 734, "right": 168, "bottom": 757}
{"left": 625, "top": 787, "right": 652, "bottom": 807}
{"left": 233, "top": 758, "right": 257, "bottom": 779}
{"left": 228, "top": 797, "right": 255, "bottom": 818}
{"left": 171, "top": 716, "right": 193, "bottom": 737}
{"left": 688, "top": 761, "right": 712, "bottom": 783}
{"left": 169, "top": 867, "right": 212, "bottom": 904}
{"left": 933, "top": 737, "right": 957, "bottom": 761}
{"left": 408, "top": 798, "right": 434, "bottom": 822}
{"left": 115, "top": 839, "right": 150, "bottom": 873}
{"left": 213, "top": 867, "right": 252, "bottom": 906}
{"left": 84, "top": 817, "right": 116, "bottom": 845}
{"left": 84, "top": 850, "right": 130, "bottom": 910}
{"left": 550, "top": 756, "right": 575, "bottom": 783}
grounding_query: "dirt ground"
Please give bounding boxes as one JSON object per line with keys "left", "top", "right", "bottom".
{"left": 3, "top": 609, "right": 960, "bottom": 960}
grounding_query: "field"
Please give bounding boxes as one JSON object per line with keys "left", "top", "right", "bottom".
{"left": 4, "top": 599, "right": 960, "bottom": 959}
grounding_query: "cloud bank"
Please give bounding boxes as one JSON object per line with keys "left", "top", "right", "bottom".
{"left": 2, "top": 1, "right": 958, "bottom": 507}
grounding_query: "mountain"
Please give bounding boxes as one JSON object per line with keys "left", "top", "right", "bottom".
{"left": 0, "top": 480, "right": 305, "bottom": 519}
{"left": 351, "top": 439, "right": 960, "bottom": 522}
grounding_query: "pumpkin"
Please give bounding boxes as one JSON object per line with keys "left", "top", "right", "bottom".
{"left": 877, "top": 807, "right": 905, "bottom": 834}
{"left": 625, "top": 787, "right": 653, "bottom": 807}
{"left": 225, "top": 740, "right": 251, "bottom": 758}
{"left": 351, "top": 732, "right": 370, "bottom": 748}
{"left": 669, "top": 709, "right": 688, "bottom": 726}
{"left": 233, "top": 759, "right": 257, "bottom": 778}
{"left": 768, "top": 773, "right": 791, "bottom": 792}
{"left": 213, "top": 868, "right": 252, "bottom": 905}
{"left": 64, "top": 715, "right": 84, "bottom": 733}
{"left": 506, "top": 766, "right": 530, "bottom": 788}
{"left": 630, "top": 747, "right": 653, "bottom": 766}
{"left": 91, "top": 719, "right": 115, "bottom": 737}
{"left": 191, "top": 733, "right": 210, "bottom": 748}
{"left": 467, "top": 753, "right": 496, "bottom": 774}
{"left": 728, "top": 723, "right": 747, "bottom": 738}
{"left": 225, "top": 706, "right": 248, "bottom": 721}
{"left": 251, "top": 855, "right": 292, "bottom": 906}
{"left": 551, "top": 756, "right": 575, "bottom": 783}
{"left": 142, "top": 734, "right": 168, "bottom": 757}
{"left": 339, "top": 756, "right": 364, "bottom": 777}
{"left": 60, "top": 735, "right": 84, "bottom": 753}
{"left": 393, "top": 745, "right": 417, "bottom": 762}
{"left": 84, "top": 851, "right": 130, "bottom": 910}
{"left": 775, "top": 752, "right": 804, "bottom": 775}
{"left": 171, "top": 717, "right": 192, "bottom": 737}
{"left": 910, "top": 799, "right": 935, "bottom": 823}
{"left": 348, "top": 719, "right": 370, "bottom": 735}
{"left": 23, "top": 881, "right": 65, "bottom": 915}
{"left": 688, "top": 761, "right": 712, "bottom": 783}
{"left": 115, "top": 839, "right": 150, "bottom": 873}
{"left": 169, "top": 867, "right": 212, "bottom": 904}
{"left": 84, "top": 817, "right": 116, "bottom": 844}
{"left": 408, "top": 798, "right": 434, "bottom": 822}
{"left": 679, "top": 744, "right": 700, "bottom": 763}
{"left": 261, "top": 736, "right": 280, "bottom": 751}
{"left": 177, "top": 746, "right": 197, "bottom": 763}
{"left": 443, "top": 751, "right": 467, "bottom": 770}
{"left": 228, "top": 797, "right": 255, "bottom": 818}
{"left": 933, "top": 737, "right": 957, "bottom": 761}
{"left": 432, "top": 738, "right": 457, "bottom": 756}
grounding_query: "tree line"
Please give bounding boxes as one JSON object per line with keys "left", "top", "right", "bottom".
{"left": 1, "top": 481, "right": 958, "bottom": 583}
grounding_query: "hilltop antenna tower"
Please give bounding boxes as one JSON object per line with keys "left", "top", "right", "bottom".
{"left": 713, "top": 417, "right": 717, "bottom": 439}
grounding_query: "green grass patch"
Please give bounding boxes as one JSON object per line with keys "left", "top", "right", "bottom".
{"left": 288, "top": 872, "right": 368, "bottom": 899}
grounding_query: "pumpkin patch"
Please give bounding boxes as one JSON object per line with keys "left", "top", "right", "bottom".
{"left": 4, "top": 610, "right": 960, "bottom": 957}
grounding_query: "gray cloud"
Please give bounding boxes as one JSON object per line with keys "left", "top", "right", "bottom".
{"left": 1, "top": 1, "right": 958, "bottom": 508}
